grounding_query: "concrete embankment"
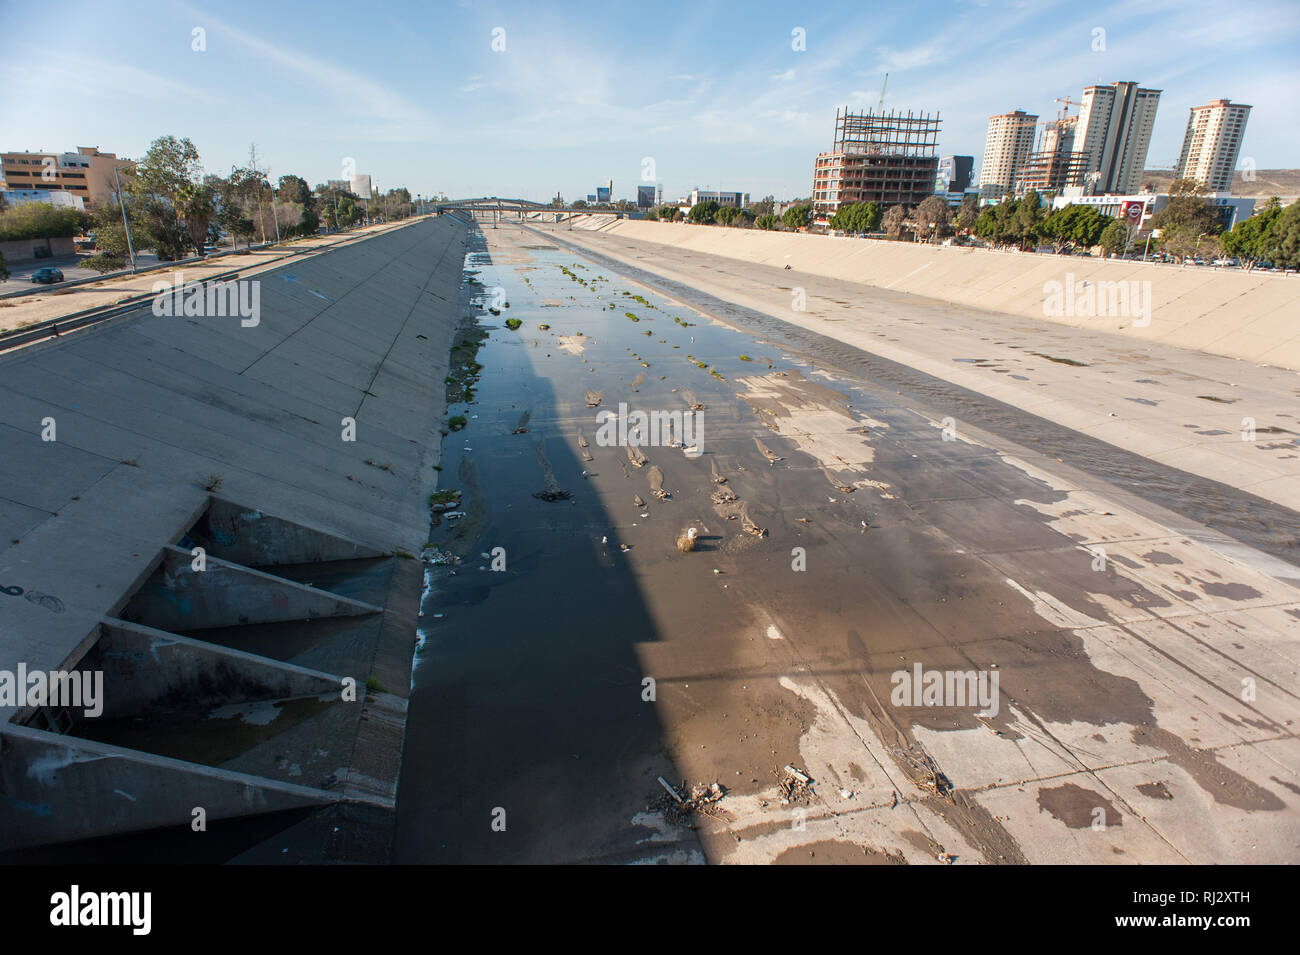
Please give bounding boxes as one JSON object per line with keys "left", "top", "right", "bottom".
{"left": 595, "top": 221, "right": 1300, "bottom": 370}
{"left": 0, "top": 215, "right": 466, "bottom": 861}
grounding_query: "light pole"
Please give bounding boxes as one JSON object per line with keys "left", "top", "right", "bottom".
{"left": 1143, "top": 228, "right": 1163, "bottom": 262}
{"left": 269, "top": 181, "right": 281, "bottom": 244}
{"left": 112, "top": 166, "right": 137, "bottom": 272}
{"left": 1195, "top": 232, "right": 1207, "bottom": 261}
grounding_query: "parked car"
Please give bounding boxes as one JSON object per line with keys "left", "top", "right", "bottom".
{"left": 30, "top": 267, "right": 64, "bottom": 284}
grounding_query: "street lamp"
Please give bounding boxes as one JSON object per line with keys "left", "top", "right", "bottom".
{"left": 1143, "top": 228, "right": 1163, "bottom": 262}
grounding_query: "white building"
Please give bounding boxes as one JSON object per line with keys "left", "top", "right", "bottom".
{"left": 1050, "top": 191, "right": 1255, "bottom": 231}
{"left": 1176, "top": 99, "right": 1251, "bottom": 194}
{"left": 0, "top": 187, "right": 85, "bottom": 211}
{"left": 689, "top": 189, "right": 749, "bottom": 208}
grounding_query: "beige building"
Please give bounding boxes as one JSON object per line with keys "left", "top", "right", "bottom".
{"left": 979, "top": 110, "right": 1037, "bottom": 199}
{"left": 1073, "top": 81, "right": 1161, "bottom": 194}
{"left": 0, "top": 146, "right": 133, "bottom": 208}
{"left": 1176, "top": 98, "right": 1251, "bottom": 193}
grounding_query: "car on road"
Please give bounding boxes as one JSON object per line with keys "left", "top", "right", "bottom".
{"left": 30, "top": 267, "right": 64, "bottom": 284}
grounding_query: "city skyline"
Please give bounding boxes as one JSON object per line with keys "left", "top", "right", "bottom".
{"left": 1, "top": 0, "right": 1297, "bottom": 202}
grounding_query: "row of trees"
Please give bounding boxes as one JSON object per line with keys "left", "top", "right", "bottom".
{"left": 646, "top": 198, "right": 812, "bottom": 232}
{"left": 75, "top": 136, "right": 419, "bottom": 273}
{"left": 641, "top": 181, "right": 1298, "bottom": 268}
{"left": 972, "top": 192, "right": 1124, "bottom": 253}
{"left": 1220, "top": 197, "right": 1300, "bottom": 269}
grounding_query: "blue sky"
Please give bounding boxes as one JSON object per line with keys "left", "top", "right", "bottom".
{"left": 2, "top": 0, "right": 1297, "bottom": 201}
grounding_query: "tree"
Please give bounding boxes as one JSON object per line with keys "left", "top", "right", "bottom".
{"left": 657, "top": 205, "right": 680, "bottom": 222}
{"left": 688, "top": 200, "right": 720, "bottom": 224}
{"left": 1040, "top": 203, "right": 1113, "bottom": 252}
{"left": 644, "top": 207, "right": 659, "bottom": 221}
{"left": 781, "top": 203, "right": 812, "bottom": 231}
{"left": 755, "top": 214, "right": 778, "bottom": 230}
{"left": 1148, "top": 177, "right": 1224, "bottom": 262}
{"left": 1099, "top": 220, "right": 1129, "bottom": 257}
{"left": 751, "top": 195, "right": 775, "bottom": 217}
{"left": 883, "top": 204, "right": 909, "bottom": 239}
{"left": 1221, "top": 198, "right": 1300, "bottom": 270}
{"left": 0, "top": 203, "right": 84, "bottom": 241}
{"left": 132, "top": 136, "right": 201, "bottom": 200}
{"left": 0, "top": 251, "right": 7, "bottom": 281}
{"left": 715, "top": 205, "right": 740, "bottom": 226}
{"left": 175, "top": 181, "right": 215, "bottom": 255}
{"left": 1011, "top": 190, "right": 1045, "bottom": 248}
{"left": 828, "top": 201, "right": 881, "bottom": 234}
{"left": 913, "top": 195, "right": 952, "bottom": 242}
{"left": 955, "top": 194, "right": 980, "bottom": 234}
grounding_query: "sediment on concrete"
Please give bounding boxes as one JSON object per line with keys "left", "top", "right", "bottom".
{"left": 0, "top": 215, "right": 468, "bottom": 861}
{"left": 595, "top": 220, "right": 1300, "bottom": 370}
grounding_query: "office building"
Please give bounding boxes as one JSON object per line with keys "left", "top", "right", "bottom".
{"left": 0, "top": 146, "right": 132, "bottom": 207}
{"left": 688, "top": 188, "right": 749, "bottom": 208}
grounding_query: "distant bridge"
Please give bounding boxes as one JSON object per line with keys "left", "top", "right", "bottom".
{"left": 436, "top": 197, "right": 635, "bottom": 225}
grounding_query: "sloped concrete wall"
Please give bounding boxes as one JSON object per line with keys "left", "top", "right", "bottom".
{"left": 603, "top": 221, "right": 1300, "bottom": 370}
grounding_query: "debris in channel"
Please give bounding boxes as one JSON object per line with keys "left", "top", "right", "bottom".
{"left": 711, "top": 485, "right": 738, "bottom": 505}
{"left": 532, "top": 440, "right": 572, "bottom": 502}
{"left": 584, "top": 389, "right": 604, "bottom": 408}
{"left": 740, "top": 502, "right": 767, "bottom": 538}
{"left": 632, "top": 372, "right": 646, "bottom": 392}
{"left": 633, "top": 494, "right": 647, "bottom": 508}
{"left": 626, "top": 445, "right": 649, "bottom": 468}
{"left": 577, "top": 429, "right": 594, "bottom": 462}
{"left": 823, "top": 468, "right": 855, "bottom": 493}
{"left": 710, "top": 459, "right": 727, "bottom": 485}
{"left": 777, "top": 766, "right": 814, "bottom": 805}
{"left": 681, "top": 389, "right": 706, "bottom": 411}
{"left": 676, "top": 526, "right": 698, "bottom": 552}
{"left": 648, "top": 779, "right": 727, "bottom": 827}
{"left": 754, "top": 437, "right": 784, "bottom": 465}
{"left": 647, "top": 465, "right": 670, "bottom": 500}
{"left": 512, "top": 410, "right": 531, "bottom": 434}
{"left": 420, "top": 547, "right": 460, "bottom": 566}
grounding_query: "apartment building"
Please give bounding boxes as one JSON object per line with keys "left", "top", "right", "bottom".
{"left": 979, "top": 110, "right": 1037, "bottom": 200}
{"left": 1073, "top": 81, "right": 1161, "bottom": 194}
{"left": 1176, "top": 98, "right": 1251, "bottom": 194}
{"left": 0, "top": 146, "right": 132, "bottom": 207}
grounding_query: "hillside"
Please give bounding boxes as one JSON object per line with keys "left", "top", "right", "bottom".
{"left": 1140, "top": 168, "right": 1299, "bottom": 202}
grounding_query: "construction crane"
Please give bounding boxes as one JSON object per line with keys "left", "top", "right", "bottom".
{"left": 878, "top": 73, "right": 888, "bottom": 109}
{"left": 1053, "top": 96, "right": 1078, "bottom": 119}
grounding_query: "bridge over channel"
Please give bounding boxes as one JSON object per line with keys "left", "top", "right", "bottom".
{"left": 436, "top": 197, "right": 636, "bottom": 225}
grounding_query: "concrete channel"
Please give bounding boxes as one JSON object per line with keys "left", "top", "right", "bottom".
{"left": 3, "top": 214, "right": 1298, "bottom": 864}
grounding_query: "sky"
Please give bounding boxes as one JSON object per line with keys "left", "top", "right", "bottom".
{"left": 2, "top": 0, "right": 1297, "bottom": 202}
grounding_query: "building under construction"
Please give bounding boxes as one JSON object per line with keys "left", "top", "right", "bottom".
{"left": 1013, "top": 106, "right": 1090, "bottom": 197}
{"left": 812, "top": 107, "right": 941, "bottom": 220}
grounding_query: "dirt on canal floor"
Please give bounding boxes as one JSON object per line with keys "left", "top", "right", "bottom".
{"left": 393, "top": 222, "right": 1300, "bottom": 865}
